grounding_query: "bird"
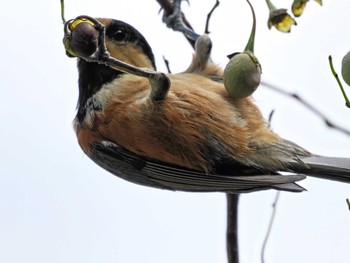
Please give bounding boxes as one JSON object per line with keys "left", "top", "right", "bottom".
{"left": 64, "top": 17, "right": 350, "bottom": 193}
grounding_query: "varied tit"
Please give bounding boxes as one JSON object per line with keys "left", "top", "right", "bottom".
{"left": 66, "top": 18, "right": 350, "bottom": 193}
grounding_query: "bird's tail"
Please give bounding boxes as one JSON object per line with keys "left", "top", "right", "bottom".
{"left": 291, "top": 156, "right": 350, "bottom": 184}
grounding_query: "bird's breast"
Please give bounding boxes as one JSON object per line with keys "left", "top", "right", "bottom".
{"left": 75, "top": 73, "right": 278, "bottom": 172}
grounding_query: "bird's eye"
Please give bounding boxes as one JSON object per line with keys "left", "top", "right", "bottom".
{"left": 113, "top": 29, "right": 128, "bottom": 42}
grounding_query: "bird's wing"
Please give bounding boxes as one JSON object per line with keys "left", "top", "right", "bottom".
{"left": 88, "top": 140, "right": 306, "bottom": 193}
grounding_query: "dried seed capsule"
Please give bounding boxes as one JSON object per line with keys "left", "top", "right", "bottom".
{"left": 69, "top": 20, "right": 99, "bottom": 57}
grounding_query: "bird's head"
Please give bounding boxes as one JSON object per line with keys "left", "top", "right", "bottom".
{"left": 69, "top": 18, "right": 156, "bottom": 123}
{"left": 95, "top": 18, "right": 156, "bottom": 70}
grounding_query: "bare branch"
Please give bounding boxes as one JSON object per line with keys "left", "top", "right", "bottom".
{"left": 261, "top": 191, "right": 280, "bottom": 263}
{"left": 205, "top": 0, "right": 220, "bottom": 34}
{"left": 267, "top": 109, "right": 275, "bottom": 127}
{"left": 262, "top": 81, "right": 350, "bottom": 136}
{"left": 162, "top": 55, "right": 172, "bottom": 73}
{"left": 226, "top": 194, "right": 240, "bottom": 263}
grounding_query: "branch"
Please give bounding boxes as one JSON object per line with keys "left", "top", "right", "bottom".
{"left": 162, "top": 55, "right": 172, "bottom": 73}
{"left": 205, "top": 0, "right": 220, "bottom": 34}
{"left": 261, "top": 191, "right": 280, "bottom": 263}
{"left": 262, "top": 81, "right": 350, "bottom": 136}
{"left": 328, "top": 55, "right": 350, "bottom": 108}
{"left": 226, "top": 194, "right": 240, "bottom": 263}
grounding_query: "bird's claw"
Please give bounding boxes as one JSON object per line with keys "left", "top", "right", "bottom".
{"left": 162, "top": 0, "right": 199, "bottom": 41}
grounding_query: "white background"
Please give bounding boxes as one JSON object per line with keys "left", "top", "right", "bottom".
{"left": 1, "top": 0, "right": 350, "bottom": 262}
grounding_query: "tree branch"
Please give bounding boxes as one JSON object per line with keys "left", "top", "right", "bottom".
{"left": 205, "top": 0, "right": 220, "bottom": 34}
{"left": 226, "top": 194, "right": 240, "bottom": 263}
{"left": 262, "top": 81, "right": 350, "bottom": 136}
{"left": 261, "top": 191, "right": 280, "bottom": 263}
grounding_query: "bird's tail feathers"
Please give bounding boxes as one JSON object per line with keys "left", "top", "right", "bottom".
{"left": 291, "top": 156, "right": 350, "bottom": 184}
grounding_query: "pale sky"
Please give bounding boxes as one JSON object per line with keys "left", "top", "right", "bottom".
{"left": 1, "top": 0, "right": 350, "bottom": 262}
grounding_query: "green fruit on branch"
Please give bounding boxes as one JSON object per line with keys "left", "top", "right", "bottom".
{"left": 223, "top": 0, "right": 262, "bottom": 99}
{"left": 224, "top": 51, "right": 262, "bottom": 98}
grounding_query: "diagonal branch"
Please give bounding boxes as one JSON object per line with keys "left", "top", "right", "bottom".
{"left": 261, "top": 191, "right": 280, "bottom": 263}
{"left": 262, "top": 81, "right": 350, "bottom": 136}
{"left": 205, "top": 0, "right": 220, "bottom": 34}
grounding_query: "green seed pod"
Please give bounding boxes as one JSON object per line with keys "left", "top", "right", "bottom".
{"left": 223, "top": 51, "right": 262, "bottom": 99}
{"left": 223, "top": 0, "right": 262, "bottom": 99}
{"left": 341, "top": 51, "right": 350, "bottom": 86}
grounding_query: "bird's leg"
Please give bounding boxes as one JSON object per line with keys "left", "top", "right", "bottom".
{"left": 162, "top": 0, "right": 200, "bottom": 42}
{"left": 184, "top": 34, "right": 212, "bottom": 73}
{"left": 63, "top": 15, "right": 170, "bottom": 101}
{"left": 184, "top": 34, "right": 224, "bottom": 82}
{"left": 161, "top": 2, "right": 218, "bottom": 76}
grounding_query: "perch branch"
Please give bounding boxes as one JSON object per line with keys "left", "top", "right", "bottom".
{"left": 226, "top": 194, "right": 240, "bottom": 263}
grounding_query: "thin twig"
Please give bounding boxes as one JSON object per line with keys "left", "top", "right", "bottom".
{"left": 328, "top": 55, "right": 350, "bottom": 108}
{"left": 226, "top": 194, "right": 240, "bottom": 263}
{"left": 261, "top": 191, "right": 280, "bottom": 263}
{"left": 205, "top": 0, "right": 220, "bottom": 34}
{"left": 267, "top": 109, "right": 275, "bottom": 127}
{"left": 262, "top": 81, "right": 350, "bottom": 136}
{"left": 346, "top": 198, "right": 350, "bottom": 211}
{"left": 162, "top": 56, "right": 172, "bottom": 73}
